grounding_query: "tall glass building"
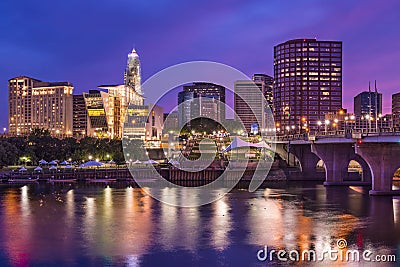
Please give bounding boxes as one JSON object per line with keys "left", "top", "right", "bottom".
{"left": 273, "top": 38, "right": 342, "bottom": 133}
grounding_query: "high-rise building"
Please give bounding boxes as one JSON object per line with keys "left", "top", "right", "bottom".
{"left": 181, "top": 82, "right": 226, "bottom": 122}
{"left": 234, "top": 80, "right": 265, "bottom": 133}
{"left": 9, "top": 76, "right": 40, "bottom": 135}
{"left": 354, "top": 91, "right": 382, "bottom": 117}
{"left": 83, "top": 90, "right": 110, "bottom": 138}
{"left": 124, "top": 48, "right": 142, "bottom": 95}
{"left": 273, "top": 38, "right": 342, "bottom": 132}
{"left": 31, "top": 81, "right": 73, "bottom": 137}
{"left": 9, "top": 76, "right": 73, "bottom": 137}
{"left": 252, "top": 74, "right": 274, "bottom": 112}
{"left": 177, "top": 91, "right": 199, "bottom": 127}
{"left": 98, "top": 49, "right": 144, "bottom": 138}
{"left": 72, "top": 94, "right": 88, "bottom": 138}
{"left": 392, "top": 92, "right": 400, "bottom": 127}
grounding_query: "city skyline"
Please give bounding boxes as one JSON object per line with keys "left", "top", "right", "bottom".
{"left": 2, "top": 0, "right": 400, "bottom": 129}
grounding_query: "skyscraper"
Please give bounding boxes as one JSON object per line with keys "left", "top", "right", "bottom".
{"left": 392, "top": 92, "right": 400, "bottom": 127}
{"left": 273, "top": 38, "right": 342, "bottom": 132}
{"left": 124, "top": 48, "right": 142, "bottom": 95}
{"left": 182, "top": 82, "right": 226, "bottom": 121}
{"left": 177, "top": 91, "right": 199, "bottom": 127}
{"left": 9, "top": 76, "right": 73, "bottom": 137}
{"left": 354, "top": 91, "right": 382, "bottom": 117}
{"left": 177, "top": 82, "right": 226, "bottom": 127}
{"left": 98, "top": 48, "right": 144, "bottom": 138}
{"left": 8, "top": 76, "right": 40, "bottom": 135}
{"left": 234, "top": 80, "right": 265, "bottom": 133}
{"left": 72, "top": 94, "right": 88, "bottom": 138}
{"left": 252, "top": 74, "right": 274, "bottom": 112}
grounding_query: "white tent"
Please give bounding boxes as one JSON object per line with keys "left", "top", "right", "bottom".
{"left": 39, "top": 159, "right": 48, "bottom": 165}
{"left": 222, "top": 137, "right": 274, "bottom": 153}
{"left": 34, "top": 166, "right": 43, "bottom": 172}
{"left": 108, "top": 160, "right": 116, "bottom": 164}
{"left": 64, "top": 165, "right": 74, "bottom": 169}
{"left": 49, "top": 160, "right": 58, "bottom": 165}
{"left": 133, "top": 160, "right": 142, "bottom": 164}
{"left": 254, "top": 140, "right": 273, "bottom": 151}
{"left": 49, "top": 165, "right": 57, "bottom": 170}
{"left": 79, "top": 160, "right": 104, "bottom": 168}
{"left": 143, "top": 159, "right": 158, "bottom": 164}
{"left": 18, "top": 167, "right": 27, "bottom": 172}
{"left": 222, "top": 136, "right": 257, "bottom": 153}
{"left": 60, "top": 160, "right": 69, "bottom": 165}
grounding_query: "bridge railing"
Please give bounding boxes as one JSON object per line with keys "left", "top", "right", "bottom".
{"left": 269, "top": 128, "right": 400, "bottom": 141}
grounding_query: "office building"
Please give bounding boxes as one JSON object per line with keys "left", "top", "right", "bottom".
{"left": 252, "top": 74, "right": 274, "bottom": 112}
{"left": 354, "top": 91, "right": 382, "bottom": 117}
{"left": 273, "top": 38, "right": 342, "bottom": 132}
{"left": 83, "top": 90, "right": 110, "bottom": 138}
{"left": 72, "top": 94, "right": 88, "bottom": 138}
{"left": 181, "top": 82, "right": 226, "bottom": 122}
{"left": 123, "top": 104, "right": 164, "bottom": 148}
{"left": 234, "top": 80, "right": 265, "bottom": 133}
{"left": 392, "top": 92, "right": 400, "bottom": 127}
{"left": 177, "top": 91, "right": 199, "bottom": 127}
{"left": 9, "top": 76, "right": 73, "bottom": 137}
{"left": 98, "top": 48, "right": 144, "bottom": 138}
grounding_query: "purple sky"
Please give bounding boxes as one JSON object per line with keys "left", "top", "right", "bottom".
{"left": 1, "top": 0, "right": 400, "bottom": 128}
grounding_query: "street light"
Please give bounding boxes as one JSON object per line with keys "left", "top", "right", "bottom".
{"left": 324, "top": 119, "right": 330, "bottom": 133}
{"left": 365, "top": 115, "right": 370, "bottom": 132}
{"left": 317, "top": 121, "right": 322, "bottom": 133}
{"left": 334, "top": 119, "right": 339, "bottom": 131}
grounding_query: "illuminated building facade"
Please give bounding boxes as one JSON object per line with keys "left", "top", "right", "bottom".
{"left": 123, "top": 104, "right": 164, "bottom": 147}
{"left": 354, "top": 91, "right": 382, "bottom": 117}
{"left": 273, "top": 38, "right": 342, "bottom": 132}
{"left": 72, "top": 94, "right": 88, "bottom": 138}
{"left": 83, "top": 90, "right": 110, "bottom": 138}
{"left": 392, "top": 92, "right": 400, "bottom": 127}
{"left": 234, "top": 80, "right": 265, "bottom": 133}
{"left": 98, "top": 49, "right": 144, "bottom": 138}
{"left": 9, "top": 76, "right": 73, "bottom": 137}
{"left": 182, "top": 82, "right": 226, "bottom": 122}
{"left": 252, "top": 74, "right": 274, "bottom": 112}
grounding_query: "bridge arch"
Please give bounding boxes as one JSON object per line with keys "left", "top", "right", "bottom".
{"left": 344, "top": 155, "right": 372, "bottom": 183}
{"left": 355, "top": 142, "right": 400, "bottom": 195}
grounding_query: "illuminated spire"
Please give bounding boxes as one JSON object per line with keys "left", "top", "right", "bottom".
{"left": 124, "top": 48, "right": 142, "bottom": 95}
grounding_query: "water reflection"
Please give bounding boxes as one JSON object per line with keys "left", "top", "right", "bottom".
{"left": 0, "top": 183, "right": 399, "bottom": 266}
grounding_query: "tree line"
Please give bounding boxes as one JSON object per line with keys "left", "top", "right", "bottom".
{"left": 0, "top": 128, "right": 125, "bottom": 167}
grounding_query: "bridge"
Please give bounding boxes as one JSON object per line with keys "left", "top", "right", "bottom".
{"left": 266, "top": 130, "right": 400, "bottom": 196}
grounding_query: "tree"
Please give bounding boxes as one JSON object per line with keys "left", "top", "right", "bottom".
{"left": 0, "top": 140, "right": 19, "bottom": 167}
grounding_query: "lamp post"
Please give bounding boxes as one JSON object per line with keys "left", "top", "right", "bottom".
{"left": 324, "top": 119, "right": 330, "bottom": 134}
{"left": 365, "top": 115, "right": 370, "bottom": 133}
{"left": 334, "top": 119, "right": 339, "bottom": 132}
{"left": 317, "top": 121, "right": 322, "bottom": 134}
